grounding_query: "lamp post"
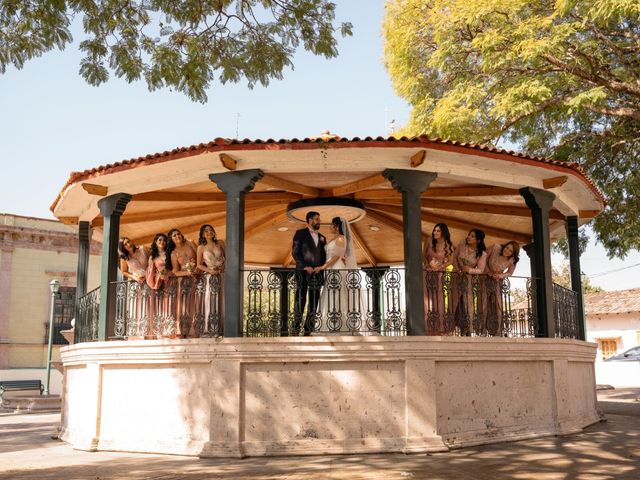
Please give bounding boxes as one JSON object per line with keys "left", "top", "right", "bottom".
{"left": 44, "top": 279, "right": 60, "bottom": 396}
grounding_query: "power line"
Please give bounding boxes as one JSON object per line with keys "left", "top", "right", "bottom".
{"left": 589, "top": 262, "right": 640, "bottom": 278}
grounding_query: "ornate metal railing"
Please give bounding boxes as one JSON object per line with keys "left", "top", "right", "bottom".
{"left": 113, "top": 274, "right": 223, "bottom": 339}
{"left": 552, "top": 283, "right": 579, "bottom": 339}
{"left": 74, "top": 270, "right": 581, "bottom": 342}
{"left": 424, "top": 272, "right": 537, "bottom": 337}
{"left": 243, "top": 268, "right": 404, "bottom": 336}
{"left": 76, "top": 286, "right": 100, "bottom": 343}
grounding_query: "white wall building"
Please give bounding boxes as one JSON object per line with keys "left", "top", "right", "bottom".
{"left": 585, "top": 288, "right": 640, "bottom": 387}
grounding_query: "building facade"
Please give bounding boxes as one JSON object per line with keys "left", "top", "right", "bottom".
{"left": 0, "top": 214, "right": 100, "bottom": 391}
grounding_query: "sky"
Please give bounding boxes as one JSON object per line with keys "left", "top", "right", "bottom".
{"left": 1, "top": 1, "right": 638, "bottom": 291}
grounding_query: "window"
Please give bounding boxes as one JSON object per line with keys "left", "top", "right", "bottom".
{"left": 598, "top": 338, "right": 618, "bottom": 360}
{"left": 44, "top": 286, "right": 76, "bottom": 345}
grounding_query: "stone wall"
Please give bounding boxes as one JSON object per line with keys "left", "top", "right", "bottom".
{"left": 59, "top": 337, "right": 600, "bottom": 457}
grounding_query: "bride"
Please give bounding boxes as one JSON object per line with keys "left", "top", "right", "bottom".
{"left": 315, "top": 217, "right": 367, "bottom": 334}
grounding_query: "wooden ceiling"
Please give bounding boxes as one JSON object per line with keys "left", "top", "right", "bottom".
{"left": 86, "top": 170, "right": 584, "bottom": 267}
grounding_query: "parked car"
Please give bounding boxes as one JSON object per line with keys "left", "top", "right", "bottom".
{"left": 605, "top": 346, "right": 640, "bottom": 362}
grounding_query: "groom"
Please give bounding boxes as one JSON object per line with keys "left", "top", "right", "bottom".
{"left": 291, "top": 211, "right": 326, "bottom": 335}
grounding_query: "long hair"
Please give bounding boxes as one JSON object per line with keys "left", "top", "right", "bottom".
{"left": 118, "top": 237, "right": 135, "bottom": 261}
{"left": 165, "top": 228, "right": 181, "bottom": 271}
{"left": 431, "top": 223, "right": 453, "bottom": 258}
{"left": 198, "top": 224, "right": 218, "bottom": 245}
{"left": 502, "top": 241, "right": 520, "bottom": 264}
{"left": 331, "top": 217, "right": 344, "bottom": 235}
{"left": 150, "top": 233, "right": 167, "bottom": 260}
{"left": 469, "top": 229, "right": 487, "bottom": 258}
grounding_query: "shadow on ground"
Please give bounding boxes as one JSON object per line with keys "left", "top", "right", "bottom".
{"left": 0, "top": 390, "right": 638, "bottom": 480}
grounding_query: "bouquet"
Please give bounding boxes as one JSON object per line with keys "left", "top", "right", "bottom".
{"left": 184, "top": 261, "right": 196, "bottom": 274}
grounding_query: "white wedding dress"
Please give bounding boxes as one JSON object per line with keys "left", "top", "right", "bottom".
{"left": 318, "top": 236, "right": 368, "bottom": 334}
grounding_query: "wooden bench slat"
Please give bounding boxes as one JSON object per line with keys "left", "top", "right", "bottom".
{"left": 0, "top": 380, "right": 44, "bottom": 395}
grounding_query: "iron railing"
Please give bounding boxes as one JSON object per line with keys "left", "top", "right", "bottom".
{"left": 76, "top": 286, "right": 99, "bottom": 343}
{"left": 73, "top": 269, "right": 580, "bottom": 342}
{"left": 552, "top": 283, "right": 579, "bottom": 339}
{"left": 113, "top": 274, "right": 223, "bottom": 339}
{"left": 424, "top": 272, "right": 537, "bottom": 337}
{"left": 243, "top": 268, "right": 403, "bottom": 336}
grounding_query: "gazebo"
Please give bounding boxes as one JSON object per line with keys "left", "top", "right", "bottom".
{"left": 53, "top": 134, "right": 603, "bottom": 456}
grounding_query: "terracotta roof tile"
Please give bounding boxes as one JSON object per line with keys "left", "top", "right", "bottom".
{"left": 585, "top": 288, "right": 640, "bottom": 315}
{"left": 50, "top": 135, "right": 605, "bottom": 213}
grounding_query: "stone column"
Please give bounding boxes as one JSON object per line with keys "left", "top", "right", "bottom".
{"left": 74, "top": 221, "right": 91, "bottom": 342}
{"left": 0, "top": 247, "right": 13, "bottom": 368}
{"left": 383, "top": 169, "right": 438, "bottom": 336}
{"left": 566, "top": 216, "right": 586, "bottom": 340}
{"left": 209, "top": 169, "right": 264, "bottom": 337}
{"left": 520, "top": 187, "right": 555, "bottom": 338}
{"left": 97, "top": 193, "right": 132, "bottom": 341}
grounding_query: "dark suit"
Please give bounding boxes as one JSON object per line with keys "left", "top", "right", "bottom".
{"left": 292, "top": 227, "right": 326, "bottom": 335}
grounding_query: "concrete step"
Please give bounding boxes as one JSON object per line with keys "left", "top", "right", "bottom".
{"left": 0, "top": 394, "right": 61, "bottom": 413}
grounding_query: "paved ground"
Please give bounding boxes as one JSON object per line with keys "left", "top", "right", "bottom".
{"left": 0, "top": 389, "right": 638, "bottom": 480}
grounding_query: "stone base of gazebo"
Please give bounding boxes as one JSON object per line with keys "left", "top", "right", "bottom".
{"left": 58, "top": 337, "right": 599, "bottom": 457}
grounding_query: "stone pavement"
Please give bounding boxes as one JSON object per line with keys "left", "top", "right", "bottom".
{"left": 0, "top": 389, "right": 638, "bottom": 480}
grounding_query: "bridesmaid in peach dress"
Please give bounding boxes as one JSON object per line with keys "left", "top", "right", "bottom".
{"left": 423, "top": 223, "right": 455, "bottom": 335}
{"left": 146, "top": 233, "right": 174, "bottom": 338}
{"left": 483, "top": 241, "right": 520, "bottom": 335}
{"left": 166, "top": 228, "right": 198, "bottom": 338}
{"left": 146, "top": 234, "right": 170, "bottom": 290}
{"left": 452, "top": 229, "right": 488, "bottom": 335}
{"left": 118, "top": 237, "right": 150, "bottom": 338}
{"left": 118, "top": 237, "right": 148, "bottom": 284}
{"left": 197, "top": 224, "right": 225, "bottom": 336}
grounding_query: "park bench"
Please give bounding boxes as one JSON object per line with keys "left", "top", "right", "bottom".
{"left": 0, "top": 380, "right": 44, "bottom": 397}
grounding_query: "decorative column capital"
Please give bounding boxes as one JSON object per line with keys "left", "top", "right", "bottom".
{"left": 209, "top": 169, "right": 264, "bottom": 195}
{"left": 78, "top": 221, "right": 90, "bottom": 242}
{"left": 383, "top": 169, "right": 437, "bottom": 194}
{"left": 519, "top": 187, "right": 555, "bottom": 211}
{"left": 565, "top": 215, "right": 579, "bottom": 236}
{"left": 97, "top": 193, "right": 132, "bottom": 217}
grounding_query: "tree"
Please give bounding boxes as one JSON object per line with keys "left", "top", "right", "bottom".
{"left": 552, "top": 262, "right": 601, "bottom": 294}
{"left": 0, "top": 1, "right": 352, "bottom": 102}
{"left": 383, "top": 0, "right": 640, "bottom": 258}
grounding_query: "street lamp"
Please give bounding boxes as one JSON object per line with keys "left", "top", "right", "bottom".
{"left": 44, "top": 279, "right": 60, "bottom": 396}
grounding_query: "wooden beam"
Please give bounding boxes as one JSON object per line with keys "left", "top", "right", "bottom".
{"left": 282, "top": 252, "right": 294, "bottom": 267}
{"left": 425, "top": 186, "right": 520, "bottom": 197}
{"left": 132, "top": 192, "right": 227, "bottom": 202}
{"left": 131, "top": 191, "right": 302, "bottom": 203}
{"left": 578, "top": 210, "right": 600, "bottom": 219}
{"left": 350, "top": 224, "right": 377, "bottom": 266}
{"left": 366, "top": 203, "right": 530, "bottom": 243}
{"left": 245, "top": 211, "right": 289, "bottom": 239}
{"left": 101, "top": 200, "right": 287, "bottom": 227}
{"left": 82, "top": 183, "right": 108, "bottom": 196}
{"left": 260, "top": 174, "right": 321, "bottom": 197}
{"left": 356, "top": 185, "right": 520, "bottom": 200}
{"left": 219, "top": 153, "right": 237, "bottom": 170}
{"left": 410, "top": 150, "right": 426, "bottom": 168}
{"left": 364, "top": 209, "right": 428, "bottom": 240}
{"left": 354, "top": 189, "right": 401, "bottom": 200}
{"left": 425, "top": 199, "right": 563, "bottom": 220}
{"left": 58, "top": 216, "right": 79, "bottom": 225}
{"left": 543, "top": 176, "right": 568, "bottom": 189}
{"left": 330, "top": 173, "right": 386, "bottom": 196}
{"left": 125, "top": 204, "right": 226, "bottom": 224}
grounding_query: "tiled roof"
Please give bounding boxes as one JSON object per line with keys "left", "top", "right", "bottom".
{"left": 50, "top": 135, "right": 605, "bottom": 212}
{"left": 585, "top": 288, "right": 640, "bottom": 315}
